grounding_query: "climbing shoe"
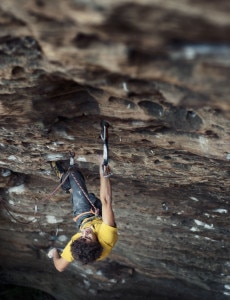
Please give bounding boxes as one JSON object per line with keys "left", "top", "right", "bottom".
{"left": 50, "top": 161, "right": 65, "bottom": 179}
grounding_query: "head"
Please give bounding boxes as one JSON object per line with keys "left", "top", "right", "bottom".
{"left": 70, "top": 227, "right": 103, "bottom": 264}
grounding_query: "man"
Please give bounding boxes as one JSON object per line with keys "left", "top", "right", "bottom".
{"left": 48, "top": 156, "right": 118, "bottom": 272}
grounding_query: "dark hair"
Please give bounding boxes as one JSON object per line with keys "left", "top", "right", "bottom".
{"left": 70, "top": 237, "right": 103, "bottom": 264}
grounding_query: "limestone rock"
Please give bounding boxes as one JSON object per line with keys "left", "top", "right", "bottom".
{"left": 0, "top": 1, "right": 230, "bottom": 299}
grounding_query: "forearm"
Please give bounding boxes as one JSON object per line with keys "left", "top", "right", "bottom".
{"left": 99, "top": 164, "right": 115, "bottom": 226}
{"left": 53, "top": 250, "right": 61, "bottom": 264}
{"left": 100, "top": 171, "right": 112, "bottom": 205}
{"left": 48, "top": 248, "right": 68, "bottom": 272}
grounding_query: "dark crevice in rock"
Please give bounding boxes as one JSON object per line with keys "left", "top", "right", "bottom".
{"left": 0, "top": 36, "right": 42, "bottom": 57}
{"left": 72, "top": 32, "right": 102, "bottom": 49}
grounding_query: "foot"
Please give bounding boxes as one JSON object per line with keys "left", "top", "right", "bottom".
{"left": 50, "top": 161, "right": 65, "bottom": 179}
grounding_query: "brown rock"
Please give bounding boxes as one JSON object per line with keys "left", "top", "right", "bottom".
{"left": 0, "top": 1, "right": 229, "bottom": 299}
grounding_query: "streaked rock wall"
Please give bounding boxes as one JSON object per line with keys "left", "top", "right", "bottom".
{"left": 0, "top": 1, "right": 229, "bottom": 299}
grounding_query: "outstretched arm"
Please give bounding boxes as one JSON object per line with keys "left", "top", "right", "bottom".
{"left": 48, "top": 248, "right": 69, "bottom": 272}
{"left": 99, "top": 158, "right": 115, "bottom": 227}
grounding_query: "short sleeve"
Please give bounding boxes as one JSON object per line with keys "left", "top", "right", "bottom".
{"left": 99, "top": 223, "right": 118, "bottom": 246}
{"left": 97, "top": 223, "right": 118, "bottom": 260}
{"left": 61, "top": 233, "right": 81, "bottom": 262}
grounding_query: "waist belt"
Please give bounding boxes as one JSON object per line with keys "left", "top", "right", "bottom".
{"left": 72, "top": 208, "right": 96, "bottom": 222}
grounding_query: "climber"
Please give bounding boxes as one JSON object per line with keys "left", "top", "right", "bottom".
{"left": 48, "top": 155, "right": 118, "bottom": 271}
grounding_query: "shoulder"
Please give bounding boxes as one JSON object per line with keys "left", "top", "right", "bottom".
{"left": 96, "top": 222, "right": 118, "bottom": 261}
{"left": 97, "top": 222, "right": 118, "bottom": 246}
{"left": 101, "top": 221, "right": 118, "bottom": 231}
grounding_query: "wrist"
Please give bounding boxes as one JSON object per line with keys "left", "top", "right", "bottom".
{"left": 48, "top": 248, "right": 59, "bottom": 259}
{"left": 100, "top": 164, "right": 112, "bottom": 178}
{"left": 53, "top": 249, "right": 60, "bottom": 259}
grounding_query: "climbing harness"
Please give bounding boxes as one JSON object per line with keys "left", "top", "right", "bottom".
{"left": 72, "top": 208, "right": 98, "bottom": 223}
{"left": 100, "top": 120, "right": 113, "bottom": 177}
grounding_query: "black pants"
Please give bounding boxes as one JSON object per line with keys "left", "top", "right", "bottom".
{"left": 61, "top": 167, "right": 102, "bottom": 229}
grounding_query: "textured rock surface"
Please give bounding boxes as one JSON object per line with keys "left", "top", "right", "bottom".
{"left": 0, "top": 0, "right": 230, "bottom": 299}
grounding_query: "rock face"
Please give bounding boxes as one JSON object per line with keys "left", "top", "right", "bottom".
{"left": 0, "top": 1, "right": 230, "bottom": 299}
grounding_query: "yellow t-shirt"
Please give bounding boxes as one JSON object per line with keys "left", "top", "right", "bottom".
{"left": 61, "top": 217, "right": 118, "bottom": 262}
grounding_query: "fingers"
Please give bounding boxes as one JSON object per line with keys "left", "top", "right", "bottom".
{"left": 48, "top": 248, "right": 57, "bottom": 258}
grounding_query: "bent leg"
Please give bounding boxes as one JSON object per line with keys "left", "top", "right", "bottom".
{"left": 89, "top": 193, "right": 102, "bottom": 216}
{"left": 60, "top": 169, "right": 101, "bottom": 228}
{"left": 68, "top": 170, "right": 92, "bottom": 216}
{"left": 60, "top": 172, "right": 71, "bottom": 193}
